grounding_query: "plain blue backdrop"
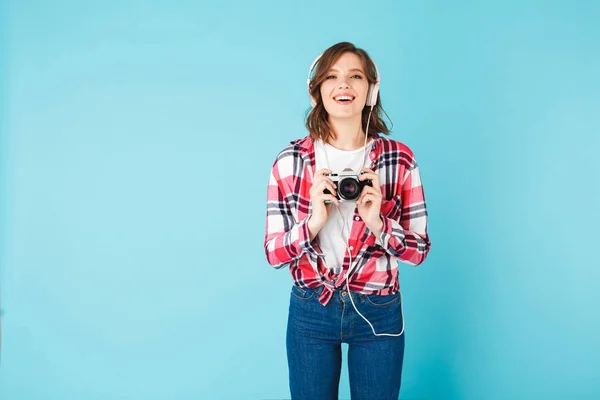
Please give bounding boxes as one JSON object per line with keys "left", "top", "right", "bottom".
{"left": 1, "top": 1, "right": 599, "bottom": 399}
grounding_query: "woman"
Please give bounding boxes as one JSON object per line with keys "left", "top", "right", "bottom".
{"left": 264, "top": 42, "right": 431, "bottom": 400}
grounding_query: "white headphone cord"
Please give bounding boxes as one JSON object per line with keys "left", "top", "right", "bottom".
{"left": 336, "top": 204, "right": 405, "bottom": 338}
{"left": 331, "top": 107, "right": 405, "bottom": 337}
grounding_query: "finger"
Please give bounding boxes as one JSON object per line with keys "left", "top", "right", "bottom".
{"left": 360, "top": 168, "right": 377, "bottom": 175}
{"left": 313, "top": 174, "right": 336, "bottom": 188}
{"left": 359, "top": 172, "right": 377, "bottom": 180}
{"left": 360, "top": 185, "right": 382, "bottom": 197}
{"left": 359, "top": 171, "right": 379, "bottom": 183}
{"left": 311, "top": 179, "right": 336, "bottom": 196}
{"left": 359, "top": 189, "right": 381, "bottom": 203}
{"left": 315, "top": 168, "right": 332, "bottom": 177}
{"left": 319, "top": 194, "right": 340, "bottom": 206}
{"left": 361, "top": 194, "right": 378, "bottom": 205}
{"left": 357, "top": 192, "right": 369, "bottom": 205}
{"left": 318, "top": 181, "right": 337, "bottom": 196}
{"left": 359, "top": 175, "right": 380, "bottom": 190}
{"left": 321, "top": 176, "right": 338, "bottom": 189}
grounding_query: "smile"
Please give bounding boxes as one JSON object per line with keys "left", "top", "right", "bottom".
{"left": 334, "top": 95, "right": 355, "bottom": 105}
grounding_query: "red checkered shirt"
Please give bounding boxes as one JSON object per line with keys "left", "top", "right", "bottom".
{"left": 264, "top": 133, "right": 431, "bottom": 306}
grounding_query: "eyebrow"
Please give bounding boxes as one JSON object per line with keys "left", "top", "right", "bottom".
{"left": 327, "top": 68, "right": 365, "bottom": 74}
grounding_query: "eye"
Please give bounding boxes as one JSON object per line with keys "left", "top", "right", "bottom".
{"left": 352, "top": 74, "right": 363, "bottom": 79}
{"left": 326, "top": 75, "right": 336, "bottom": 80}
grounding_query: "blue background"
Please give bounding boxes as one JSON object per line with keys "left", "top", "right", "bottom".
{"left": 1, "top": 1, "right": 599, "bottom": 399}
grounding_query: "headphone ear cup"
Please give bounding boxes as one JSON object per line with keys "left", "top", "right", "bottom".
{"left": 366, "top": 82, "right": 379, "bottom": 106}
{"left": 308, "top": 91, "right": 316, "bottom": 107}
{"left": 308, "top": 78, "right": 317, "bottom": 108}
{"left": 307, "top": 54, "right": 323, "bottom": 108}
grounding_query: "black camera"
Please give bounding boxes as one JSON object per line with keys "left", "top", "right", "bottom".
{"left": 323, "top": 168, "right": 372, "bottom": 202}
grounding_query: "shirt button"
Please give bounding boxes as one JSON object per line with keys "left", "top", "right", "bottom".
{"left": 355, "top": 216, "right": 360, "bottom": 221}
{"left": 349, "top": 246, "right": 354, "bottom": 250}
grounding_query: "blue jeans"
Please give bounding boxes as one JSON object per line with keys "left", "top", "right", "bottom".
{"left": 286, "top": 284, "right": 405, "bottom": 400}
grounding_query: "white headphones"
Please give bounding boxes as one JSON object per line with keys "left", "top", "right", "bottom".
{"left": 306, "top": 52, "right": 381, "bottom": 108}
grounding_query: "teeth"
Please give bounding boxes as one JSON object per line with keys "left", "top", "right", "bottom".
{"left": 335, "top": 96, "right": 354, "bottom": 101}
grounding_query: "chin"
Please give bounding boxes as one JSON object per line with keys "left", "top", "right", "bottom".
{"left": 324, "top": 106, "right": 359, "bottom": 117}
{"left": 328, "top": 111, "right": 361, "bottom": 120}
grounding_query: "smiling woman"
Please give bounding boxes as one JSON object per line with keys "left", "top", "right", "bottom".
{"left": 305, "top": 42, "right": 390, "bottom": 145}
{"left": 264, "top": 41, "right": 431, "bottom": 399}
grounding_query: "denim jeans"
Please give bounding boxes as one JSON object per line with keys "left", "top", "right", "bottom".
{"left": 286, "top": 284, "right": 405, "bottom": 400}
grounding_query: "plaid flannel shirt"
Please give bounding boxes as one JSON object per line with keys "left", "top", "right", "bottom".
{"left": 264, "top": 133, "right": 431, "bottom": 306}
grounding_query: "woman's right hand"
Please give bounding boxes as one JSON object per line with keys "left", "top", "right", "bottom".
{"left": 307, "top": 169, "right": 340, "bottom": 239}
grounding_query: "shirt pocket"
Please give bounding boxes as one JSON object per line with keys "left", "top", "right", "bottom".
{"left": 291, "top": 285, "right": 315, "bottom": 301}
{"left": 365, "top": 291, "right": 400, "bottom": 307}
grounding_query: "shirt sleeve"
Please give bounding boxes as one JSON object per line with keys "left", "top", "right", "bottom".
{"left": 378, "top": 161, "right": 431, "bottom": 265}
{"left": 263, "top": 156, "right": 322, "bottom": 269}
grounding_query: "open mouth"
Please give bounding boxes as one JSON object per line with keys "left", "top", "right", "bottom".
{"left": 334, "top": 95, "right": 355, "bottom": 105}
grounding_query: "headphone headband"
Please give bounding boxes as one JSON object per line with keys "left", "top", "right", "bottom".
{"left": 307, "top": 52, "right": 380, "bottom": 108}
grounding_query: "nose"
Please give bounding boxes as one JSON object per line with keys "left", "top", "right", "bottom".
{"left": 338, "top": 78, "right": 350, "bottom": 89}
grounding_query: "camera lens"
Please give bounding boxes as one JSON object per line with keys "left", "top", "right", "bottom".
{"left": 338, "top": 177, "right": 360, "bottom": 200}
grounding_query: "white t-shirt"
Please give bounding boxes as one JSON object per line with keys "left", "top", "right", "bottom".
{"left": 314, "top": 138, "right": 374, "bottom": 273}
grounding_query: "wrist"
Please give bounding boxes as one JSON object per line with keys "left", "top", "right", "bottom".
{"left": 368, "top": 216, "right": 384, "bottom": 236}
{"left": 307, "top": 215, "right": 324, "bottom": 241}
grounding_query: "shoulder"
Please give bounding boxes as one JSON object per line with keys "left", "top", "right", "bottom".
{"left": 270, "top": 135, "right": 312, "bottom": 176}
{"left": 272, "top": 135, "right": 311, "bottom": 162}
{"left": 376, "top": 136, "right": 418, "bottom": 170}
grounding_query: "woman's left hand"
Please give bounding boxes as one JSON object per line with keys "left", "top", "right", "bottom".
{"left": 357, "top": 168, "right": 383, "bottom": 233}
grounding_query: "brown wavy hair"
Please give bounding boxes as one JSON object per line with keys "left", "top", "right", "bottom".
{"left": 305, "top": 42, "right": 391, "bottom": 143}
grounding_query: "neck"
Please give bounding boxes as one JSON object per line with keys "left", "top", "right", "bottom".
{"left": 326, "top": 115, "right": 367, "bottom": 150}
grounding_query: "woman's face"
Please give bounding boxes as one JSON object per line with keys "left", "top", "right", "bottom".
{"left": 319, "top": 52, "right": 370, "bottom": 120}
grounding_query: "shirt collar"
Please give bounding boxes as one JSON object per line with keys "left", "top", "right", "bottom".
{"left": 292, "top": 133, "right": 382, "bottom": 157}
{"left": 291, "top": 133, "right": 383, "bottom": 180}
